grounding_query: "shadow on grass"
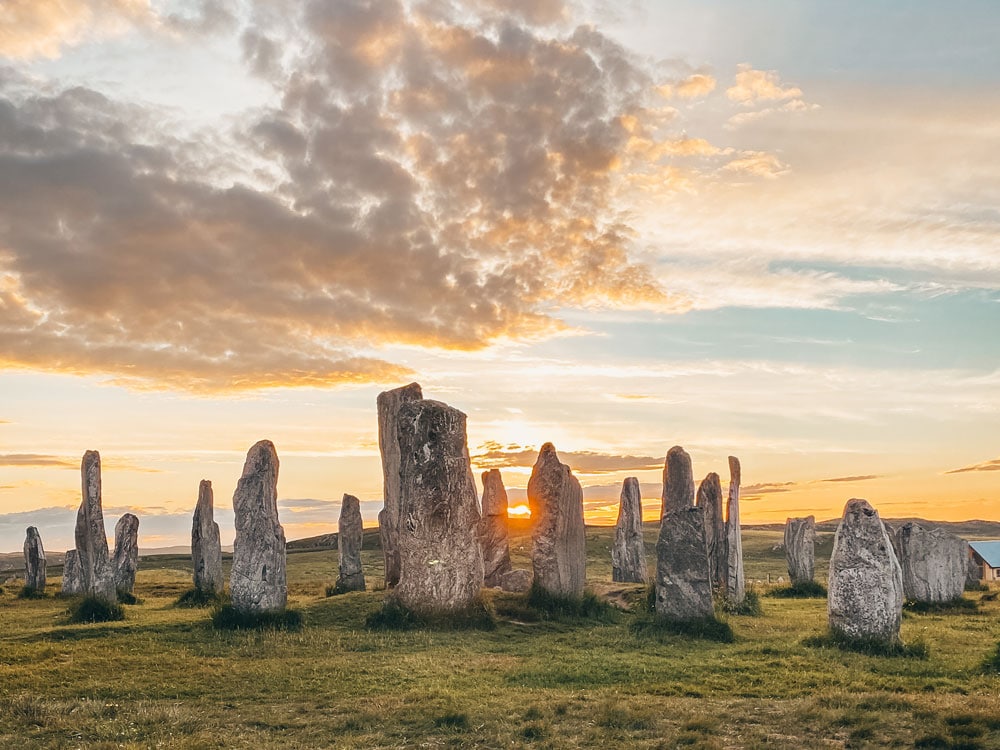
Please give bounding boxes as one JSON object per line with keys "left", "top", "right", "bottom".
{"left": 366, "top": 596, "right": 497, "bottom": 631}
{"left": 17, "top": 586, "right": 48, "bottom": 600}
{"left": 174, "top": 588, "right": 225, "bottom": 608}
{"left": 768, "top": 580, "right": 828, "bottom": 598}
{"left": 67, "top": 596, "right": 125, "bottom": 624}
{"left": 325, "top": 581, "right": 366, "bottom": 597}
{"left": 904, "top": 597, "right": 977, "bottom": 615}
{"left": 117, "top": 590, "right": 141, "bottom": 606}
{"left": 631, "top": 615, "right": 735, "bottom": 643}
{"left": 211, "top": 604, "right": 303, "bottom": 631}
{"left": 981, "top": 641, "right": 1000, "bottom": 674}
{"left": 803, "top": 629, "right": 929, "bottom": 658}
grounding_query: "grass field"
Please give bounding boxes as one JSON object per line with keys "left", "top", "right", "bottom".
{"left": 2, "top": 525, "right": 998, "bottom": 749}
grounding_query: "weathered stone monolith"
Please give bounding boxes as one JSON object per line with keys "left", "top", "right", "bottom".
{"left": 500, "top": 568, "right": 532, "bottom": 593}
{"left": 895, "top": 522, "right": 967, "bottom": 603}
{"left": 23, "top": 526, "right": 46, "bottom": 594}
{"left": 784, "top": 516, "right": 816, "bottom": 585}
{"left": 966, "top": 544, "right": 982, "bottom": 588}
{"left": 335, "top": 494, "right": 365, "bottom": 593}
{"left": 655, "top": 506, "right": 714, "bottom": 620}
{"left": 393, "top": 399, "right": 484, "bottom": 613}
{"left": 75, "top": 450, "right": 117, "bottom": 603}
{"left": 697, "top": 473, "right": 725, "bottom": 589}
{"left": 112, "top": 513, "right": 140, "bottom": 595}
{"left": 377, "top": 382, "right": 423, "bottom": 588}
{"left": 724, "top": 456, "right": 745, "bottom": 604}
{"left": 612, "top": 477, "right": 647, "bottom": 583}
{"left": 230, "top": 440, "right": 287, "bottom": 614}
{"left": 192, "top": 480, "right": 223, "bottom": 594}
{"left": 661, "top": 446, "right": 695, "bottom": 517}
{"left": 61, "top": 549, "right": 82, "bottom": 595}
{"left": 828, "top": 498, "right": 903, "bottom": 643}
{"left": 479, "top": 469, "right": 512, "bottom": 587}
{"left": 528, "top": 443, "right": 586, "bottom": 598}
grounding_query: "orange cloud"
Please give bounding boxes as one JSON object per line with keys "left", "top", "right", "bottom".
{"left": 726, "top": 63, "right": 802, "bottom": 105}
{"left": 0, "top": 0, "right": 152, "bottom": 59}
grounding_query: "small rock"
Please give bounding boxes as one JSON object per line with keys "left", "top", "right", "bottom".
{"left": 500, "top": 568, "right": 533, "bottom": 593}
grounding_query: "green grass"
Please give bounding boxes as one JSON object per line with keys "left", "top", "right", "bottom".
{"left": 16, "top": 586, "right": 48, "bottom": 600}
{"left": 210, "top": 603, "right": 303, "bottom": 631}
{"left": 174, "top": 587, "right": 225, "bottom": 608}
{"left": 904, "top": 597, "right": 978, "bottom": 614}
{"left": 1, "top": 528, "right": 999, "bottom": 748}
{"left": 804, "top": 629, "right": 930, "bottom": 659}
{"left": 981, "top": 641, "right": 1000, "bottom": 674}
{"left": 720, "top": 588, "right": 763, "bottom": 616}
{"left": 632, "top": 614, "right": 736, "bottom": 643}
{"left": 522, "top": 582, "right": 619, "bottom": 622}
{"left": 66, "top": 595, "right": 125, "bottom": 623}
{"left": 768, "top": 579, "right": 828, "bottom": 598}
{"left": 365, "top": 595, "right": 497, "bottom": 631}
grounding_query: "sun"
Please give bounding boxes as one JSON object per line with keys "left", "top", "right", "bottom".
{"left": 507, "top": 504, "right": 531, "bottom": 518}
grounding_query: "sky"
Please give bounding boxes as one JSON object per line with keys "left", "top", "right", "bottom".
{"left": 0, "top": 0, "right": 998, "bottom": 553}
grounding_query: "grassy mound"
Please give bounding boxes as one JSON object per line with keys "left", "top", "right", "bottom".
{"left": 768, "top": 580, "right": 828, "bottom": 598}
{"left": 17, "top": 586, "right": 47, "bottom": 600}
{"left": 365, "top": 596, "right": 496, "bottom": 631}
{"left": 904, "top": 597, "right": 977, "bottom": 614}
{"left": 981, "top": 641, "right": 1000, "bottom": 674}
{"left": 804, "top": 629, "right": 929, "bottom": 658}
{"left": 721, "top": 589, "right": 763, "bottom": 616}
{"left": 116, "top": 590, "right": 141, "bottom": 605}
{"left": 67, "top": 595, "right": 125, "bottom": 624}
{"left": 632, "top": 614, "right": 736, "bottom": 643}
{"left": 325, "top": 581, "right": 366, "bottom": 597}
{"left": 211, "top": 604, "right": 303, "bottom": 631}
{"left": 174, "top": 588, "right": 225, "bottom": 608}
{"left": 523, "top": 583, "right": 618, "bottom": 622}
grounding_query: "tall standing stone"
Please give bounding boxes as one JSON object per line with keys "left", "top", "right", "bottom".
{"left": 335, "top": 494, "right": 366, "bottom": 593}
{"left": 377, "top": 382, "right": 423, "bottom": 587}
{"left": 479, "top": 469, "right": 513, "bottom": 588}
{"left": 394, "top": 399, "right": 484, "bottom": 613}
{"left": 112, "top": 513, "right": 140, "bottom": 596}
{"left": 75, "top": 451, "right": 116, "bottom": 603}
{"left": 528, "top": 443, "right": 586, "bottom": 598}
{"left": 655, "top": 506, "right": 714, "bottom": 620}
{"left": 895, "top": 522, "right": 967, "bottom": 603}
{"left": 661, "top": 446, "right": 695, "bottom": 517}
{"left": 828, "top": 498, "right": 903, "bottom": 643}
{"left": 230, "top": 440, "right": 287, "bottom": 614}
{"left": 612, "top": 477, "right": 647, "bottom": 583}
{"left": 23, "top": 526, "right": 46, "bottom": 594}
{"left": 61, "top": 549, "right": 83, "bottom": 595}
{"left": 192, "top": 480, "right": 223, "bottom": 595}
{"left": 724, "top": 456, "right": 745, "bottom": 604}
{"left": 697, "top": 473, "right": 725, "bottom": 589}
{"left": 966, "top": 543, "right": 982, "bottom": 588}
{"left": 784, "top": 516, "right": 816, "bottom": 585}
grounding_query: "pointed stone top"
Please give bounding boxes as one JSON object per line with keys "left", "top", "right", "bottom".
{"left": 242, "top": 439, "right": 278, "bottom": 475}
{"left": 844, "top": 497, "right": 876, "bottom": 518}
{"left": 342, "top": 492, "right": 360, "bottom": 507}
{"left": 82, "top": 450, "right": 101, "bottom": 473}
{"left": 378, "top": 381, "right": 423, "bottom": 402}
{"left": 26, "top": 525, "right": 41, "bottom": 538}
{"left": 538, "top": 442, "right": 557, "bottom": 456}
{"left": 622, "top": 476, "right": 640, "bottom": 494}
{"left": 728, "top": 455, "right": 740, "bottom": 475}
{"left": 199, "top": 479, "right": 212, "bottom": 492}
{"left": 662, "top": 445, "right": 695, "bottom": 516}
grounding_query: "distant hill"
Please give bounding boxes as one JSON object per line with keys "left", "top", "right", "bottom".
{"left": 743, "top": 518, "right": 1000, "bottom": 539}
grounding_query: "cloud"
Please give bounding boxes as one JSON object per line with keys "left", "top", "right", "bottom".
{"left": 0, "top": 0, "right": 154, "bottom": 59}
{"left": 0, "top": 453, "right": 161, "bottom": 472}
{"left": 657, "top": 72, "right": 716, "bottom": 100}
{"left": 0, "top": 3, "right": 713, "bottom": 393}
{"left": 471, "top": 441, "right": 662, "bottom": 474}
{"left": 723, "top": 151, "right": 789, "bottom": 178}
{"left": 820, "top": 474, "right": 880, "bottom": 483}
{"left": 726, "top": 63, "right": 802, "bottom": 106}
{"left": 946, "top": 458, "right": 1000, "bottom": 474}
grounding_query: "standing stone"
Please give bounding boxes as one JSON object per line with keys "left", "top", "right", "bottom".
{"left": 895, "top": 522, "right": 967, "bottom": 603}
{"left": 500, "top": 568, "right": 532, "bottom": 593}
{"left": 111, "top": 513, "right": 140, "bottom": 596}
{"left": 479, "top": 469, "right": 513, "bottom": 587}
{"left": 377, "top": 382, "right": 423, "bottom": 587}
{"left": 966, "top": 544, "right": 982, "bottom": 588}
{"left": 655, "top": 506, "right": 715, "bottom": 620}
{"left": 612, "top": 477, "right": 647, "bottom": 583}
{"left": 192, "top": 480, "right": 223, "bottom": 595}
{"left": 335, "top": 494, "right": 366, "bottom": 593}
{"left": 75, "top": 451, "right": 117, "bottom": 603}
{"left": 661, "top": 446, "right": 695, "bottom": 517}
{"left": 784, "top": 516, "right": 816, "bottom": 585}
{"left": 697, "top": 473, "right": 725, "bottom": 589}
{"left": 528, "top": 443, "right": 586, "bottom": 598}
{"left": 23, "top": 526, "right": 46, "bottom": 594}
{"left": 61, "top": 549, "right": 83, "bottom": 595}
{"left": 828, "top": 498, "right": 903, "bottom": 643}
{"left": 394, "top": 399, "right": 484, "bottom": 613}
{"left": 724, "top": 456, "right": 745, "bottom": 604}
{"left": 230, "top": 440, "right": 287, "bottom": 614}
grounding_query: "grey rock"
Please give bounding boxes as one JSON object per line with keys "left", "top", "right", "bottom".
{"left": 192, "top": 480, "right": 223, "bottom": 594}
{"left": 23, "top": 526, "right": 46, "bottom": 593}
{"left": 784, "top": 516, "right": 816, "bottom": 584}
{"left": 61, "top": 549, "right": 83, "bottom": 595}
{"left": 75, "top": 451, "right": 117, "bottom": 603}
{"left": 500, "top": 568, "right": 532, "bottom": 593}
{"left": 612, "top": 477, "right": 647, "bottom": 583}
{"left": 828, "top": 498, "right": 903, "bottom": 643}
{"left": 528, "top": 443, "right": 586, "bottom": 598}
{"left": 335, "top": 494, "right": 366, "bottom": 592}
{"left": 697, "top": 473, "right": 725, "bottom": 589}
{"left": 654, "top": 506, "right": 715, "bottom": 621}
{"left": 479, "top": 469, "right": 512, "bottom": 587}
{"left": 967, "top": 544, "right": 982, "bottom": 588}
{"left": 895, "top": 522, "right": 967, "bottom": 603}
{"left": 724, "top": 456, "right": 745, "bottom": 604}
{"left": 230, "top": 440, "right": 287, "bottom": 614}
{"left": 112, "top": 513, "right": 140, "bottom": 595}
{"left": 394, "top": 399, "right": 484, "bottom": 613}
{"left": 377, "top": 382, "right": 423, "bottom": 587}
{"left": 660, "top": 446, "right": 695, "bottom": 517}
